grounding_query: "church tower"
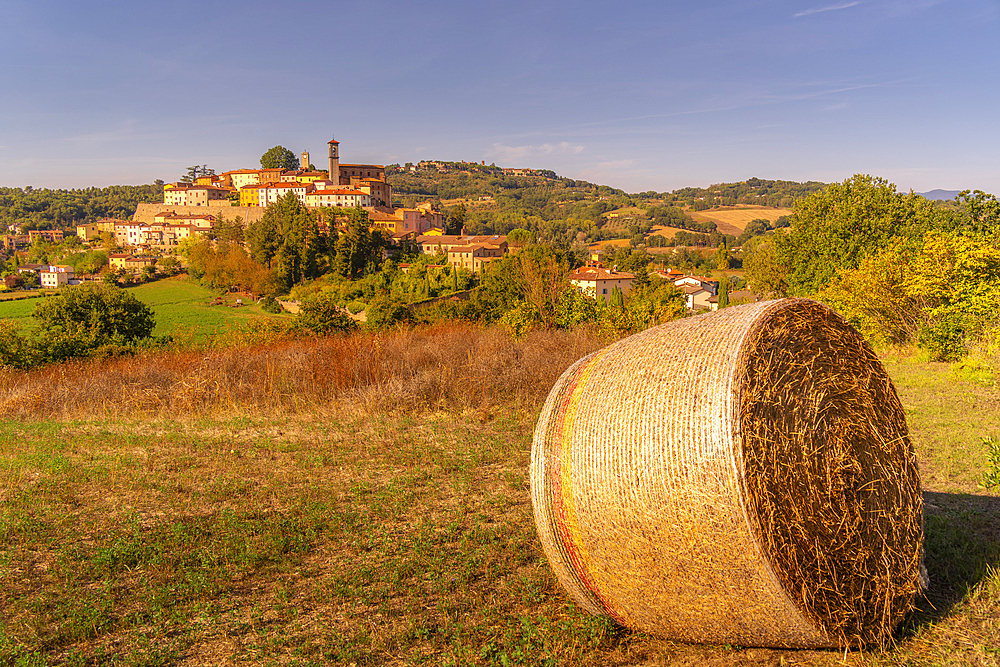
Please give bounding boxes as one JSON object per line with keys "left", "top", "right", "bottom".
{"left": 328, "top": 138, "right": 340, "bottom": 185}
{"left": 300, "top": 150, "right": 310, "bottom": 170}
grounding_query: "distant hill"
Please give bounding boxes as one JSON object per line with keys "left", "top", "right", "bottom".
{"left": 917, "top": 189, "right": 961, "bottom": 201}
{"left": 385, "top": 163, "right": 825, "bottom": 246}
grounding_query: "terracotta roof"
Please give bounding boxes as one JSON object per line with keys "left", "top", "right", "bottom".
{"left": 369, "top": 210, "right": 403, "bottom": 222}
{"left": 568, "top": 267, "right": 635, "bottom": 281}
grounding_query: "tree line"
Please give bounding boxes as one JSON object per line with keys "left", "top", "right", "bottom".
{"left": 0, "top": 184, "right": 165, "bottom": 231}
{"left": 742, "top": 175, "right": 1000, "bottom": 361}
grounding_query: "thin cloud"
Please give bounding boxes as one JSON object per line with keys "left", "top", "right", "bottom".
{"left": 794, "top": 1, "right": 861, "bottom": 18}
{"left": 485, "top": 142, "right": 584, "bottom": 161}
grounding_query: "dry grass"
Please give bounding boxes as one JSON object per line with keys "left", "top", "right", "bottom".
{"left": 0, "top": 323, "right": 605, "bottom": 421}
{"left": 0, "top": 324, "right": 998, "bottom": 666}
{"left": 687, "top": 206, "right": 794, "bottom": 235}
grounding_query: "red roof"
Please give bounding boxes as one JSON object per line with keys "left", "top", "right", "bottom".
{"left": 568, "top": 267, "right": 635, "bottom": 281}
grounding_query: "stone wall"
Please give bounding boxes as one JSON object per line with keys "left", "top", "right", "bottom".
{"left": 133, "top": 203, "right": 267, "bottom": 226}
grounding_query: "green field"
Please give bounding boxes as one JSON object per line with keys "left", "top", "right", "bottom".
{"left": 126, "top": 276, "right": 292, "bottom": 339}
{"left": 0, "top": 277, "right": 292, "bottom": 341}
{"left": 0, "top": 330, "right": 997, "bottom": 666}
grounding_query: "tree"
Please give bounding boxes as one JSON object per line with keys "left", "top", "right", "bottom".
{"left": 717, "top": 275, "right": 730, "bottom": 308}
{"left": 507, "top": 228, "right": 536, "bottom": 248}
{"left": 260, "top": 146, "right": 298, "bottom": 170}
{"left": 331, "top": 208, "right": 384, "bottom": 280}
{"left": 737, "top": 219, "right": 770, "bottom": 246}
{"left": 446, "top": 204, "right": 466, "bottom": 235}
{"left": 818, "top": 239, "right": 919, "bottom": 348}
{"left": 365, "top": 296, "right": 412, "bottom": 331}
{"left": 742, "top": 236, "right": 788, "bottom": 298}
{"left": 715, "top": 241, "right": 731, "bottom": 270}
{"left": 955, "top": 190, "right": 1000, "bottom": 236}
{"left": 32, "top": 283, "right": 155, "bottom": 361}
{"left": 158, "top": 255, "right": 181, "bottom": 276}
{"left": 775, "top": 174, "right": 947, "bottom": 295}
{"left": 211, "top": 213, "right": 245, "bottom": 246}
{"left": 246, "top": 192, "right": 321, "bottom": 290}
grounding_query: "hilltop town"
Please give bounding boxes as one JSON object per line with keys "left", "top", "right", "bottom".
{"left": 13, "top": 138, "right": 518, "bottom": 288}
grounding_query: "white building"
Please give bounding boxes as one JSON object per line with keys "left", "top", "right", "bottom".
{"left": 568, "top": 264, "right": 635, "bottom": 302}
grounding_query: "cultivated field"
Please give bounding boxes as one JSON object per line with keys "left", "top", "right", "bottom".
{"left": 687, "top": 206, "right": 794, "bottom": 236}
{"left": 0, "top": 326, "right": 997, "bottom": 666}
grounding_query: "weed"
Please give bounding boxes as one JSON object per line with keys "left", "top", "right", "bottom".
{"left": 981, "top": 436, "right": 1000, "bottom": 490}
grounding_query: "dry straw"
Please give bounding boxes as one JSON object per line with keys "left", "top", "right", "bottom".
{"left": 531, "top": 298, "right": 922, "bottom": 648}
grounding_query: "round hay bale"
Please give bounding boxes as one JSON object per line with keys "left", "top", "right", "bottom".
{"left": 531, "top": 298, "right": 922, "bottom": 648}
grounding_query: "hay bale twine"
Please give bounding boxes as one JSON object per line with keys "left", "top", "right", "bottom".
{"left": 531, "top": 298, "right": 922, "bottom": 649}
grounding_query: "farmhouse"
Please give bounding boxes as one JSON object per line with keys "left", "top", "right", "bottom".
{"left": 568, "top": 263, "right": 635, "bottom": 303}
{"left": 39, "top": 265, "right": 74, "bottom": 289}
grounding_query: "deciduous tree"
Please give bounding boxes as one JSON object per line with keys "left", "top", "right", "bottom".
{"left": 260, "top": 146, "right": 298, "bottom": 170}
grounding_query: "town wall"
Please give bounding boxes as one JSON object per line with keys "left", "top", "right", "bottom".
{"left": 133, "top": 203, "right": 267, "bottom": 226}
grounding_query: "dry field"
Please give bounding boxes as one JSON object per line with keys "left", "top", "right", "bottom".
{"left": 687, "top": 206, "right": 794, "bottom": 236}
{"left": 1, "top": 326, "right": 998, "bottom": 666}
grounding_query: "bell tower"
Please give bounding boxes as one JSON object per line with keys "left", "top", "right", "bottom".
{"left": 300, "top": 150, "right": 310, "bottom": 170}
{"left": 328, "top": 138, "right": 340, "bottom": 185}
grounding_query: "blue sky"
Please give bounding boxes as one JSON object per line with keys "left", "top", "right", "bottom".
{"left": 1, "top": 0, "right": 997, "bottom": 195}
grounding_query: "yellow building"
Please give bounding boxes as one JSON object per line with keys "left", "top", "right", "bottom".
{"left": 240, "top": 184, "right": 264, "bottom": 207}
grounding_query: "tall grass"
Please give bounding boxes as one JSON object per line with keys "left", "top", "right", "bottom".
{"left": 0, "top": 323, "right": 605, "bottom": 420}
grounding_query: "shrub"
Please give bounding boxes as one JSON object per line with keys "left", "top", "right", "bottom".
{"left": 0, "top": 321, "right": 36, "bottom": 369}
{"left": 297, "top": 296, "right": 358, "bottom": 335}
{"left": 918, "top": 314, "right": 967, "bottom": 362}
{"left": 32, "top": 283, "right": 156, "bottom": 363}
{"left": 260, "top": 296, "right": 283, "bottom": 314}
{"left": 365, "top": 298, "right": 412, "bottom": 332}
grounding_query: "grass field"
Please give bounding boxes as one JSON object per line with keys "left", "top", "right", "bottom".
{"left": 0, "top": 328, "right": 998, "bottom": 666}
{"left": 687, "top": 206, "right": 794, "bottom": 236}
{"left": 126, "top": 276, "right": 293, "bottom": 339}
{"left": 0, "top": 277, "right": 292, "bottom": 341}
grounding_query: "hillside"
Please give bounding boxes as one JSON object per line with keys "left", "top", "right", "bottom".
{"left": 386, "top": 163, "right": 824, "bottom": 248}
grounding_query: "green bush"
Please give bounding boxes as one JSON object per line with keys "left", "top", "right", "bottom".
{"left": 0, "top": 321, "right": 36, "bottom": 369}
{"left": 297, "top": 296, "right": 357, "bottom": 335}
{"left": 32, "top": 283, "right": 156, "bottom": 363}
{"left": 260, "top": 296, "right": 283, "bottom": 314}
{"left": 918, "top": 314, "right": 967, "bottom": 362}
{"left": 365, "top": 298, "right": 412, "bottom": 332}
